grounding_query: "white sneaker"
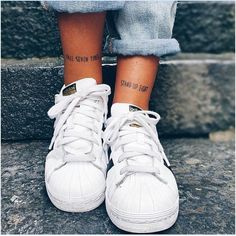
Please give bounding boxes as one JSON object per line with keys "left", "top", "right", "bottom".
{"left": 103, "top": 103, "right": 179, "bottom": 233}
{"left": 45, "top": 78, "right": 110, "bottom": 212}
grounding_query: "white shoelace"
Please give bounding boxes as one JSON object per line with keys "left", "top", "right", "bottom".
{"left": 48, "top": 84, "right": 110, "bottom": 162}
{"left": 103, "top": 110, "right": 170, "bottom": 184}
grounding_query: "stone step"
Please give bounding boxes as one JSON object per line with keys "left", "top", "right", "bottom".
{"left": 1, "top": 1, "right": 235, "bottom": 59}
{"left": 1, "top": 53, "right": 235, "bottom": 141}
{"left": 1, "top": 138, "right": 235, "bottom": 234}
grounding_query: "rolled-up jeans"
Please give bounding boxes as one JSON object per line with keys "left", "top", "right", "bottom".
{"left": 41, "top": 1, "right": 180, "bottom": 57}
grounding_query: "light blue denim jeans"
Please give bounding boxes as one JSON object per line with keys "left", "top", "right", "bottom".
{"left": 42, "top": 1, "right": 180, "bottom": 57}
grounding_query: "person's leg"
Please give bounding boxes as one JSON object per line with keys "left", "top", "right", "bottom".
{"left": 104, "top": 2, "right": 180, "bottom": 233}
{"left": 105, "top": 1, "right": 180, "bottom": 110}
{"left": 45, "top": 11, "right": 111, "bottom": 212}
{"left": 58, "top": 12, "right": 106, "bottom": 85}
{"left": 41, "top": 0, "right": 128, "bottom": 213}
{"left": 113, "top": 55, "right": 159, "bottom": 110}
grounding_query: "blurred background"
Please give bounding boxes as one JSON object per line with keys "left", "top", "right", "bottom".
{"left": 1, "top": 1, "right": 235, "bottom": 235}
{"left": 1, "top": 0, "right": 235, "bottom": 140}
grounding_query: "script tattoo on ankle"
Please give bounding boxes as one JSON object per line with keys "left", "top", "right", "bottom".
{"left": 65, "top": 54, "right": 101, "bottom": 63}
{"left": 121, "top": 80, "right": 148, "bottom": 92}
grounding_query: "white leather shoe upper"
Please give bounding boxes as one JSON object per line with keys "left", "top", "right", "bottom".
{"left": 104, "top": 103, "right": 179, "bottom": 215}
{"left": 45, "top": 78, "right": 110, "bottom": 204}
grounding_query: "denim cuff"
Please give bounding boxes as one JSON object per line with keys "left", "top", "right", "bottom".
{"left": 41, "top": 1, "right": 125, "bottom": 13}
{"left": 105, "top": 38, "right": 181, "bottom": 57}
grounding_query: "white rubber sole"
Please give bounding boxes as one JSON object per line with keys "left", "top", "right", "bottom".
{"left": 46, "top": 188, "right": 105, "bottom": 213}
{"left": 106, "top": 197, "right": 179, "bottom": 233}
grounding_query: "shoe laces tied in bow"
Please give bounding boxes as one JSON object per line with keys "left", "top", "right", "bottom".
{"left": 48, "top": 84, "right": 110, "bottom": 163}
{"left": 103, "top": 110, "right": 170, "bottom": 184}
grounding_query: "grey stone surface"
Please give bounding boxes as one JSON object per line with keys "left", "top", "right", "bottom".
{"left": 1, "top": 138, "right": 235, "bottom": 234}
{"left": 151, "top": 53, "right": 235, "bottom": 137}
{"left": 1, "top": 1, "right": 235, "bottom": 59}
{"left": 1, "top": 54, "right": 235, "bottom": 140}
{"left": 173, "top": 2, "right": 235, "bottom": 53}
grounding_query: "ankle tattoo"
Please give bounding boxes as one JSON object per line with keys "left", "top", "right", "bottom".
{"left": 121, "top": 80, "right": 148, "bottom": 92}
{"left": 65, "top": 54, "right": 101, "bottom": 63}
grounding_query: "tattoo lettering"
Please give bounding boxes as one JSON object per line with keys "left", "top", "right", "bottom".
{"left": 65, "top": 54, "right": 101, "bottom": 63}
{"left": 121, "top": 80, "right": 148, "bottom": 92}
{"left": 75, "top": 56, "right": 88, "bottom": 62}
{"left": 65, "top": 54, "right": 74, "bottom": 61}
{"left": 90, "top": 54, "right": 100, "bottom": 61}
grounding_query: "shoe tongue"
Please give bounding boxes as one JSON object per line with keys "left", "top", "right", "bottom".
{"left": 111, "top": 103, "right": 153, "bottom": 167}
{"left": 62, "top": 78, "right": 96, "bottom": 96}
{"left": 111, "top": 103, "right": 143, "bottom": 128}
{"left": 111, "top": 103, "right": 142, "bottom": 116}
{"left": 62, "top": 78, "right": 97, "bottom": 153}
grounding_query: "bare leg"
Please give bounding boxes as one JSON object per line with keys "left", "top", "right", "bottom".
{"left": 113, "top": 55, "right": 159, "bottom": 110}
{"left": 58, "top": 12, "right": 106, "bottom": 85}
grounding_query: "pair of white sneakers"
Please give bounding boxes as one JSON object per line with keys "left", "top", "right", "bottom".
{"left": 45, "top": 78, "right": 179, "bottom": 233}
